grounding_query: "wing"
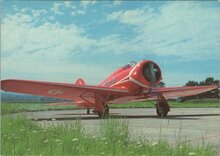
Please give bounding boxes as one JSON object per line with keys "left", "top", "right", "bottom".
{"left": 1, "top": 79, "right": 218, "bottom": 105}
{"left": 108, "top": 85, "right": 219, "bottom": 103}
{"left": 146, "top": 85, "right": 219, "bottom": 99}
{"left": 1, "top": 79, "right": 129, "bottom": 107}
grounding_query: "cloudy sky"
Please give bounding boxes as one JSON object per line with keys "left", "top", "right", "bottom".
{"left": 1, "top": 1, "right": 220, "bottom": 86}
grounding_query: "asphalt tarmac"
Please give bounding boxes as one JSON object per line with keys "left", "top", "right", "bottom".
{"left": 16, "top": 108, "right": 220, "bottom": 146}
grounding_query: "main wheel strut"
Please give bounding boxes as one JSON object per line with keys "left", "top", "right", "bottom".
{"left": 87, "top": 109, "right": 90, "bottom": 114}
{"left": 98, "top": 105, "right": 109, "bottom": 118}
{"left": 155, "top": 95, "right": 170, "bottom": 117}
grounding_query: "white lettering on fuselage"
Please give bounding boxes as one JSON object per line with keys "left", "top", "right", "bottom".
{"left": 48, "top": 89, "right": 64, "bottom": 95}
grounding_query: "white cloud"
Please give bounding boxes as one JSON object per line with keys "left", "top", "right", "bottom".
{"left": 71, "top": 10, "right": 86, "bottom": 16}
{"left": 12, "top": 5, "right": 19, "bottom": 11}
{"left": 163, "top": 71, "right": 220, "bottom": 86}
{"left": 107, "top": 10, "right": 123, "bottom": 21}
{"left": 77, "top": 10, "right": 86, "bottom": 15}
{"left": 64, "top": 1, "right": 76, "bottom": 9}
{"left": 21, "top": 8, "right": 29, "bottom": 13}
{"left": 81, "top": 1, "right": 97, "bottom": 8}
{"left": 51, "top": 3, "right": 64, "bottom": 15}
{"left": 1, "top": 56, "right": 111, "bottom": 84}
{"left": 64, "top": 1, "right": 71, "bottom": 8}
{"left": 107, "top": 2, "right": 220, "bottom": 59}
{"left": 32, "top": 9, "right": 47, "bottom": 17}
{"left": 3, "top": 12, "right": 33, "bottom": 24}
{"left": 70, "top": 11, "right": 76, "bottom": 16}
{"left": 93, "top": 34, "right": 137, "bottom": 54}
{"left": 51, "top": 2, "right": 82, "bottom": 16}
{"left": 2, "top": 2, "right": 219, "bottom": 85}
{"left": 2, "top": 15, "right": 94, "bottom": 59}
{"left": 107, "top": 8, "right": 155, "bottom": 26}
{"left": 1, "top": 11, "right": 100, "bottom": 83}
{"left": 113, "top": 0, "right": 122, "bottom": 5}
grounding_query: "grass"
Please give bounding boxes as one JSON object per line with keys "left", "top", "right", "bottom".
{"left": 110, "top": 98, "right": 220, "bottom": 108}
{"left": 1, "top": 98, "right": 219, "bottom": 115}
{"left": 1, "top": 102, "right": 76, "bottom": 115}
{"left": 1, "top": 116, "right": 218, "bottom": 156}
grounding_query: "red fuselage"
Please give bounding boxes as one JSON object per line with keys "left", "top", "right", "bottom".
{"left": 99, "top": 60, "right": 162, "bottom": 94}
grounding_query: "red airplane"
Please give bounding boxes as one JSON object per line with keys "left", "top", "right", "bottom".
{"left": 1, "top": 60, "right": 218, "bottom": 118}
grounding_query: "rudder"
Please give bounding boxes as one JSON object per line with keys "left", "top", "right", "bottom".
{"left": 75, "top": 78, "right": 85, "bottom": 85}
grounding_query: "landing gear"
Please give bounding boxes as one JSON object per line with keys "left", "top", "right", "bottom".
{"left": 155, "top": 95, "right": 170, "bottom": 117}
{"left": 94, "top": 94, "right": 110, "bottom": 119}
{"left": 87, "top": 109, "right": 90, "bottom": 114}
{"left": 98, "top": 105, "right": 109, "bottom": 118}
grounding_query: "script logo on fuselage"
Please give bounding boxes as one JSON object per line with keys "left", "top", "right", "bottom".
{"left": 48, "top": 89, "right": 64, "bottom": 95}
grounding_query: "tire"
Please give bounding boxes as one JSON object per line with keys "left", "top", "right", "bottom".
{"left": 98, "top": 105, "right": 109, "bottom": 118}
{"left": 156, "top": 105, "right": 168, "bottom": 117}
{"left": 87, "top": 109, "right": 90, "bottom": 114}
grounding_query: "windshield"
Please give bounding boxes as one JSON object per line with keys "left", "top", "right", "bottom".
{"left": 122, "top": 61, "right": 137, "bottom": 69}
{"left": 128, "top": 61, "right": 137, "bottom": 66}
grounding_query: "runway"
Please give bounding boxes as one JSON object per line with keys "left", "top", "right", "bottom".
{"left": 16, "top": 108, "right": 220, "bottom": 146}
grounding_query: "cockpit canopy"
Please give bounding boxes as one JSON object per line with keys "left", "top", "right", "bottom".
{"left": 128, "top": 61, "right": 137, "bottom": 66}
{"left": 123, "top": 61, "right": 137, "bottom": 69}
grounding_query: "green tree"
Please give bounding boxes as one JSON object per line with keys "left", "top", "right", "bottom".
{"left": 185, "top": 80, "right": 199, "bottom": 86}
{"left": 182, "top": 77, "right": 219, "bottom": 101}
{"left": 199, "top": 77, "right": 219, "bottom": 98}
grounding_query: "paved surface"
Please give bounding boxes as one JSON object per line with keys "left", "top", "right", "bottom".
{"left": 15, "top": 108, "right": 220, "bottom": 146}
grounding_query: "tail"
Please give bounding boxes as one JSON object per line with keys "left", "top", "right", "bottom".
{"left": 75, "top": 78, "right": 85, "bottom": 85}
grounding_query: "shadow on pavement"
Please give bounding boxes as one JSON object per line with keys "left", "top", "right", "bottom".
{"left": 31, "top": 113, "right": 220, "bottom": 121}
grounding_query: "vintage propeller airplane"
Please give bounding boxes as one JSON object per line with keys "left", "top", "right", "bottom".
{"left": 1, "top": 60, "right": 219, "bottom": 118}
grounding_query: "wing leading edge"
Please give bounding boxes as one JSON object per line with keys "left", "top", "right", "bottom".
{"left": 0, "top": 79, "right": 129, "bottom": 102}
{"left": 147, "top": 85, "right": 219, "bottom": 99}
{"left": 108, "top": 85, "right": 219, "bottom": 103}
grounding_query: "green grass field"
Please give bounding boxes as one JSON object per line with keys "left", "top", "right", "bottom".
{"left": 1, "top": 98, "right": 219, "bottom": 115}
{"left": 1, "top": 102, "right": 75, "bottom": 115}
{"left": 111, "top": 98, "right": 220, "bottom": 108}
{"left": 1, "top": 99, "right": 219, "bottom": 155}
{"left": 1, "top": 116, "right": 218, "bottom": 156}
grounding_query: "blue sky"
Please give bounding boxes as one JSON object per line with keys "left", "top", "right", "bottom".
{"left": 1, "top": 1, "right": 220, "bottom": 86}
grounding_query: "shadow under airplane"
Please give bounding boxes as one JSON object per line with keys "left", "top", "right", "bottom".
{"left": 32, "top": 113, "right": 220, "bottom": 121}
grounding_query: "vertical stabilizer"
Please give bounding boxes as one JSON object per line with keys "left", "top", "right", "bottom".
{"left": 75, "top": 78, "right": 85, "bottom": 85}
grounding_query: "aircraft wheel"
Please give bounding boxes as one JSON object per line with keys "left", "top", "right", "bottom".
{"left": 156, "top": 105, "right": 168, "bottom": 117}
{"left": 87, "top": 109, "right": 90, "bottom": 114}
{"left": 98, "top": 105, "right": 109, "bottom": 118}
{"left": 155, "top": 95, "right": 170, "bottom": 117}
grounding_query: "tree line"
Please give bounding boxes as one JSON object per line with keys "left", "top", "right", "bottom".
{"left": 184, "top": 77, "right": 219, "bottom": 100}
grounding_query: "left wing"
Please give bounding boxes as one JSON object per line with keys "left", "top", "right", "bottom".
{"left": 146, "top": 85, "right": 219, "bottom": 99}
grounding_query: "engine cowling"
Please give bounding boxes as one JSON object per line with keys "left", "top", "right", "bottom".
{"left": 129, "top": 60, "right": 162, "bottom": 87}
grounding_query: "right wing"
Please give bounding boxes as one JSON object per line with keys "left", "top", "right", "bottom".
{"left": 108, "top": 85, "right": 219, "bottom": 103}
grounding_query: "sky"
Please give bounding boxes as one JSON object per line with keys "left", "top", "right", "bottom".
{"left": 1, "top": 1, "right": 220, "bottom": 86}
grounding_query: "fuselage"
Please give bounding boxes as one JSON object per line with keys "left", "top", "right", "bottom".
{"left": 99, "top": 60, "right": 162, "bottom": 94}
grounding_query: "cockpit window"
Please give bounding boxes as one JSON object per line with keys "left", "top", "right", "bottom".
{"left": 122, "top": 61, "right": 137, "bottom": 69}
{"left": 129, "top": 61, "right": 137, "bottom": 66}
